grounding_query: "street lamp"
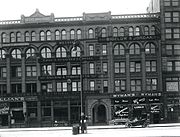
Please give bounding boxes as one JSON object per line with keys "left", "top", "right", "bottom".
{"left": 73, "top": 40, "right": 85, "bottom": 133}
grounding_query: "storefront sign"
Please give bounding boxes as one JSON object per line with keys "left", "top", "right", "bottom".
{"left": 0, "top": 103, "right": 9, "bottom": 115}
{"left": 0, "top": 97, "right": 24, "bottom": 102}
{"left": 151, "top": 105, "right": 160, "bottom": 113}
{"left": 133, "top": 105, "right": 145, "bottom": 109}
{"left": 113, "top": 92, "right": 161, "bottom": 98}
{"left": 114, "top": 106, "right": 129, "bottom": 117}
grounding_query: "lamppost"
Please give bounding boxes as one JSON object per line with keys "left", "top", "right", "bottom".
{"left": 73, "top": 40, "right": 85, "bottom": 133}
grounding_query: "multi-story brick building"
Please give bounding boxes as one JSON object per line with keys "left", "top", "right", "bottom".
{"left": 0, "top": 0, "right": 179, "bottom": 128}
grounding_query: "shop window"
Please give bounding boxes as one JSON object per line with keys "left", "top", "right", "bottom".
{"left": 27, "top": 102, "right": 37, "bottom": 118}
{"left": 56, "top": 47, "right": 67, "bottom": 57}
{"left": 41, "top": 101, "right": 51, "bottom": 117}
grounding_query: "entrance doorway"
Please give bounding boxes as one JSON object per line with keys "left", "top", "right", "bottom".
{"left": 92, "top": 104, "right": 107, "bottom": 125}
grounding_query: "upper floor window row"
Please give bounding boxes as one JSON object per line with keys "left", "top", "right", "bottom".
{"left": 113, "top": 25, "right": 157, "bottom": 37}
{"left": 164, "top": 0, "right": 179, "bottom": 6}
{"left": 114, "top": 42, "right": 156, "bottom": 56}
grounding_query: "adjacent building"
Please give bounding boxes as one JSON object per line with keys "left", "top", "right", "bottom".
{"left": 0, "top": 0, "right": 179, "bottom": 128}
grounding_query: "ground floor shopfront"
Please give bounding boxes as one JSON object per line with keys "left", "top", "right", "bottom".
{"left": 0, "top": 92, "right": 179, "bottom": 128}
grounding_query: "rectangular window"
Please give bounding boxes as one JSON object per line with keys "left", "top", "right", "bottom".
{"left": 174, "top": 45, "right": 180, "bottom": 55}
{"left": 146, "top": 61, "right": 157, "bottom": 72}
{"left": 0, "top": 67, "right": 6, "bottom": 78}
{"left": 130, "top": 79, "right": 141, "bottom": 92}
{"left": 11, "top": 84, "right": 22, "bottom": 94}
{"left": 167, "top": 61, "right": 173, "bottom": 71}
{"left": 103, "top": 80, "right": 108, "bottom": 93}
{"left": 115, "top": 62, "right": 125, "bottom": 73}
{"left": 173, "top": 12, "right": 179, "bottom": 22}
{"left": 11, "top": 66, "right": 21, "bottom": 77}
{"left": 72, "top": 82, "right": 81, "bottom": 91}
{"left": 165, "top": 12, "right": 171, "bottom": 22}
{"left": 26, "top": 83, "right": 37, "bottom": 93}
{"left": 164, "top": 0, "right": 170, "bottom": 6}
{"left": 115, "top": 80, "right": 126, "bottom": 92}
{"left": 89, "top": 45, "right": 94, "bottom": 56}
{"left": 56, "top": 66, "right": 67, "bottom": 75}
{"left": 26, "top": 66, "right": 37, "bottom": 77}
{"left": 175, "top": 61, "right": 180, "bottom": 71}
{"left": 146, "top": 78, "right": 157, "bottom": 91}
{"left": 89, "top": 63, "right": 95, "bottom": 74}
{"left": 90, "top": 81, "right": 95, "bottom": 91}
{"left": 102, "top": 44, "right": 107, "bottom": 55}
{"left": 42, "top": 65, "right": 52, "bottom": 76}
{"left": 165, "top": 29, "right": 172, "bottom": 39}
{"left": 103, "top": 62, "right": 108, "bottom": 73}
{"left": 0, "top": 84, "right": 7, "bottom": 95}
{"left": 130, "top": 61, "right": 141, "bottom": 72}
{"left": 173, "top": 28, "right": 180, "bottom": 39}
{"left": 41, "top": 101, "right": 51, "bottom": 117}
{"left": 41, "top": 83, "right": 52, "bottom": 93}
{"left": 172, "top": 0, "right": 179, "bottom": 6}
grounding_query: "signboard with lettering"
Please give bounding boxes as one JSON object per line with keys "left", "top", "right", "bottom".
{"left": 114, "top": 105, "right": 129, "bottom": 117}
{"left": 0, "top": 97, "right": 24, "bottom": 102}
{"left": 151, "top": 105, "right": 160, "bottom": 113}
{"left": 166, "top": 82, "right": 179, "bottom": 92}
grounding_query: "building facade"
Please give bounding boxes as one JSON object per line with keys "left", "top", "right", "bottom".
{"left": 0, "top": 0, "right": 179, "bottom": 128}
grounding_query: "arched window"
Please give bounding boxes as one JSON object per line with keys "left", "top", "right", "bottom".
{"left": 71, "top": 46, "right": 81, "bottom": 57}
{"left": 129, "top": 27, "right": 134, "bottom": 36}
{"left": 16, "top": 32, "right": 21, "bottom": 42}
{"left": 129, "top": 43, "right": 140, "bottom": 55}
{"left": 70, "top": 29, "right": 75, "bottom": 39}
{"left": 61, "top": 30, "right": 67, "bottom": 40}
{"left": 151, "top": 26, "right": 156, "bottom": 35}
{"left": 0, "top": 49, "right": 6, "bottom": 59}
{"left": 114, "top": 44, "right": 125, "bottom": 55}
{"left": 145, "top": 43, "right": 156, "bottom": 54}
{"left": 77, "top": 29, "right": 82, "bottom": 39}
{"left": 113, "top": 27, "right": 118, "bottom": 37}
{"left": 10, "top": 32, "right": 15, "bottom": 42}
{"left": 119, "top": 27, "right": 125, "bottom": 36}
{"left": 25, "top": 32, "right": 30, "bottom": 42}
{"left": 144, "top": 26, "right": 149, "bottom": 35}
{"left": 26, "top": 48, "right": 35, "bottom": 59}
{"left": 40, "top": 31, "right": 45, "bottom": 41}
{"left": 135, "top": 27, "right": 140, "bottom": 36}
{"left": 88, "top": 28, "right": 94, "bottom": 39}
{"left": 46, "top": 30, "right": 51, "bottom": 41}
{"left": 31, "top": 31, "right": 36, "bottom": 41}
{"left": 55, "top": 30, "right": 60, "bottom": 40}
{"left": 56, "top": 47, "right": 67, "bottom": 57}
{"left": 1, "top": 33, "right": 7, "bottom": 43}
{"left": 102, "top": 28, "right": 106, "bottom": 37}
{"left": 11, "top": 49, "right": 21, "bottom": 59}
{"left": 41, "top": 47, "right": 51, "bottom": 58}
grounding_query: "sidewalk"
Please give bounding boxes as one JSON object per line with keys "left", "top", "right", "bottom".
{"left": 0, "top": 123, "right": 180, "bottom": 132}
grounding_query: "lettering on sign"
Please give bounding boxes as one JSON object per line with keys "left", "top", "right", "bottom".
{"left": 0, "top": 97, "right": 24, "bottom": 102}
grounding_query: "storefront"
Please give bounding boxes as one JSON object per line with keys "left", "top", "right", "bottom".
{"left": 112, "top": 92, "right": 163, "bottom": 124}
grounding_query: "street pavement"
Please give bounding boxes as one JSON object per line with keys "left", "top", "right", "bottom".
{"left": 0, "top": 123, "right": 180, "bottom": 137}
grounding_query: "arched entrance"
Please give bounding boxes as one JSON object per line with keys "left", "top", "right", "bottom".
{"left": 92, "top": 104, "right": 107, "bottom": 125}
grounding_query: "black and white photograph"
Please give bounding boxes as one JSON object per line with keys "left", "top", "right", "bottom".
{"left": 0, "top": 0, "right": 180, "bottom": 136}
